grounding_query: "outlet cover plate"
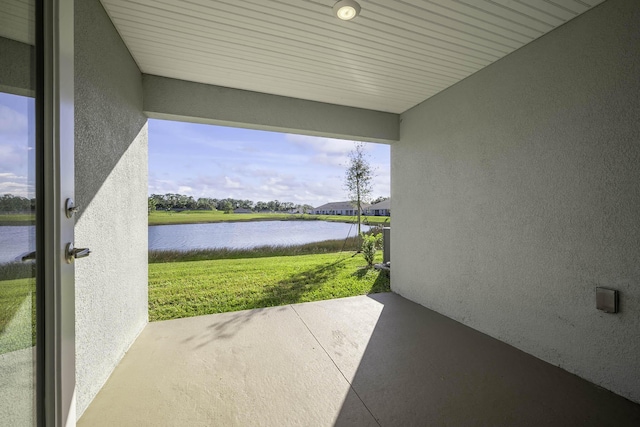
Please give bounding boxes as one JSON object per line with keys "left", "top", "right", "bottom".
{"left": 596, "top": 287, "right": 618, "bottom": 313}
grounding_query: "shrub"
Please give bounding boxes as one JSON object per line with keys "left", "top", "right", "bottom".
{"left": 361, "top": 233, "right": 382, "bottom": 266}
{"left": 0, "top": 262, "right": 35, "bottom": 281}
{"left": 148, "top": 237, "right": 361, "bottom": 263}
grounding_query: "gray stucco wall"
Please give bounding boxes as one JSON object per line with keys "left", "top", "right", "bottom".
{"left": 393, "top": 0, "right": 640, "bottom": 403}
{"left": 143, "top": 75, "right": 399, "bottom": 144}
{"left": 0, "top": 36, "right": 34, "bottom": 97}
{"left": 74, "top": 0, "right": 148, "bottom": 418}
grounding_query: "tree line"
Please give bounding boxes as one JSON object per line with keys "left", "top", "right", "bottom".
{"left": 0, "top": 194, "right": 35, "bottom": 212}
{"left": 1, "top": 192, "right": 386, "bottom": 215}
{"left": 148, "top": 193, "right": 314, "bottom": 214}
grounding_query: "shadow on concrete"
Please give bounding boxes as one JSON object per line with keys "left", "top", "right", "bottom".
{"left": 333, "top": 293, "right": 640, "bottom": 426}
{"left": 174, "top": 303, "right": 282, "bottom": 347}
{"left": 195, "top": 307, "right": 272, "bottom": 345}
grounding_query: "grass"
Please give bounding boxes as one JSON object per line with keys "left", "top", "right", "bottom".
{"left": 0, "top": 277, "right": 36, "bottom": 354}
{"left": 320, "top": 214, "right": 391, "bottom": 226}
{"left": 149, "top": 210, "right": 302, "bottom": 225}
{"left": 149, "top": 237, "right": 361, "bottom": 263}
{"left": 0, "top": 213, "right": 35, "bottom": 226}
{"left": 148, "top": 210, "right": 390, "bottom": 226}
{"left": 149, "top": 252, "right": 389, "bottom": 321}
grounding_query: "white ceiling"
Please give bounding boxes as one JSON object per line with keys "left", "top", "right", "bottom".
{"left": 98, "top": 0, "right": 604, "bottom": 114}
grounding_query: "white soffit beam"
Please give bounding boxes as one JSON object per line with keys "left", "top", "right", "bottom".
{"left": 142, "top": 74, "right": 400, "bottom": 144}
{"left": 100, "top": 0, "right": 605, "bottom": 114}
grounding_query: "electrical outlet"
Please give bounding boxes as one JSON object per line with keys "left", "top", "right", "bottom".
{"left": 596, "top": 287, "right": 618, "bottom": 313}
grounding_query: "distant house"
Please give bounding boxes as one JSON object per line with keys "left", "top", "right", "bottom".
{"left": 233, "top": 208, "right": 253, "bottom": 214}
{"left": 366, "top": 199, "right": 390, "bottom": 216}
{"left": 312, "top": 201, "right": 369, "bottom": 216}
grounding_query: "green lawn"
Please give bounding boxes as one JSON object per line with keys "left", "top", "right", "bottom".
{"left": 149, "top": 252, "right": 389, "bottom": 321}
{"left": 0, "top": 277, "right": 36, "bottom": 354}
{"left": 149, "top": 210, "right": 299, "bottom": 225}
{"left": 321, "top": 214, "right": 391, "bottom": 225}
{"left": 0, "top": 213, "right": 35, "bottom": 226}
{"left": 148, "top": 210, "right": 390, "bottom": 226}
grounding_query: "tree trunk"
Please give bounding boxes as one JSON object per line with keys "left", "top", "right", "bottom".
{"left": 356, "top": 178, "right": 361, "bottom": 250}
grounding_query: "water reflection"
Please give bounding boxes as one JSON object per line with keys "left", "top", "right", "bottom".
{"left": 0, "top": 225, "right": 35, "bottom": 263}
{"left": 149, "top": 220, "right": 370, "bottom": 251}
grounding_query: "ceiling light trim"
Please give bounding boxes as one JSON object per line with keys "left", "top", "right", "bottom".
{"left": 333, "top": 0, "right": 361, "bottom": 21}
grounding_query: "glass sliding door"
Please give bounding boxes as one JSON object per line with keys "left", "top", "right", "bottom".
{"left": 1, "top": 0, "right": 76, "bottom": 424}
{"left": 0, "top": 0, "right": 39, "bottom": 424}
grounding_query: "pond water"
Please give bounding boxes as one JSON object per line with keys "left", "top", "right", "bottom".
{"left": 0, "top": 226, "right": 35, "bottom": 264}
{"left": 0, "top": 221, "right": 369, "bottom": 262}
{"left": 148, "top": 220, "right": 369, "bottom": 252}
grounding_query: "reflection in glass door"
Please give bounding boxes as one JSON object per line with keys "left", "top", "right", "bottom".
{"left": 0, "top": 1, "right": 38, "bottom": 424}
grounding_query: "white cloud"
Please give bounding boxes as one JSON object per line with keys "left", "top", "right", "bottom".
{"left": 0, "top": 172, "right": 32, "bottom": 197}
{"left": 148, "top": 177, "right": 182, "bottom": 195}
{"left": 147, "top": 121, "right": 389, "bottom": 206}
{"left": 311, "top": 152, "right": 350, "bottom": 167}
{"left": 284, "top": 135, "right": 387, "bottom": 172}
{"left": 286, "top": 134, "right": 357, "bottom": 154}
{"left": 285, "top": 134, "right": 360, "bottom": 168}
{"left": 148, "top": 164, "right": 385, "bottom": 207}
{"left": 223, "top": 176, "right": 243, "bottom": 189}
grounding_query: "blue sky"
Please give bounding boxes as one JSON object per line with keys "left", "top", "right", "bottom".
{"left": 0, "top": 92, "right": 390, "bottom": 206}
{"left": 149, "top": 119, "right": 390, "bottom": 207}
{"left": 0, "top": 93, "right": 34, "bottom": 198}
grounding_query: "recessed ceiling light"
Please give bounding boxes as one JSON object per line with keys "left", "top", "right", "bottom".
{"left": 333, "top": 0, "right": 361, "bottom": 21}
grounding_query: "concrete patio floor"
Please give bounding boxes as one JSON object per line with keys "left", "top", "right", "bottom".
{"left": 79, "top": 293, "right": 640, "bottom": 426}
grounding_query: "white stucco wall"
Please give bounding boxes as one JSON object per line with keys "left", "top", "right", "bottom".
{"left": 393, "top": 0, "right": 640, "bottom": 403}
{"left": 74, "top": 0, "right": 148, "bottom": 418}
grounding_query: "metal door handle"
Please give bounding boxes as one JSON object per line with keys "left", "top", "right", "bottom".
{"left": 65, "top": 243, "right": 91, "bottom": 264}
{"left": 18, "top": 251, "right": 37, "bottom": 262}
{"left": 73, "top": 247, "right": 91, "bottom": 258}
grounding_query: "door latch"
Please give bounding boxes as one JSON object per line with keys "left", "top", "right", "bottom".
{"left": 65, "top": 198, "right": 79, "bottom": 218}
{"left": 65, "top": 243, "right": 91, "bottom": 264}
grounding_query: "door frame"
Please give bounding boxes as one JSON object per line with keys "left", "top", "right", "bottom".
{"left": 39, "top": 0, "right": 76, "bottom": 425}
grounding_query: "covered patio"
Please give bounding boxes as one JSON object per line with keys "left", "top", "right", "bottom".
{"left": 79, "top": 293, "right": 640, "bottom": 426}
{"left": 4, "top": 0, "right": 638, "bottom": 423}
{"left": 71, "top": 0, "right": 640, "bottom": 423}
